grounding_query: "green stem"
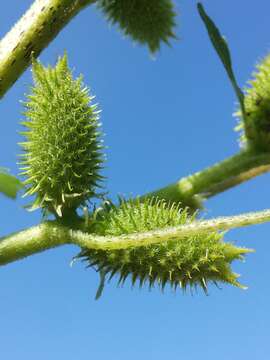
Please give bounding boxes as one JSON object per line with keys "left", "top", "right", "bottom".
{"left": 0, "top": 0, "right": 96, "bottom": 98}
{"left": 1, "top": 208, "right": 270, "bottom": 265}
{"left": 0, "top": 222, "right": 70, "bottom": 265}
{"left": 143, "top": 150, "right": 270, "bottom": 209}
{"left": 73, "top": 209, "right": 270, "bottom": 249}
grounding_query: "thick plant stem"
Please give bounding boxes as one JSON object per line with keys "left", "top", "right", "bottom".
{"left": 0, "top": 0, "right": 96, "bottom": 98}
{"left": 70, "top": 209, "right": 270, "bottom": 249}
{"left": 144, "top": 151, "right": 270, "bottom": 208}
{"left": 0, "top": 222, "right": 71, "bottom": 265}
{"left": 1, "top": 209, "right": 270, "bottom": 266}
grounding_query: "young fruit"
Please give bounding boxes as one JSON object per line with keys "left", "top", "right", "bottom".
{"left": 98, "top": 0, "right": 177, "bottom": 53}
{"left": 19, "top": 54, "right": 104, "bottom": 217}
{"left": 237, "top": 54, "right": 270, "bottom": 152}
{"left": 79, "top": 198, "right": 251, "bottom": 296}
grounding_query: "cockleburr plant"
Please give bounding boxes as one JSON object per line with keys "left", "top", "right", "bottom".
{"left": 1, "top": 53, "right": 269, "bottom": 298}
{"left": 19, "top": 54, "right": 104, "bottom": 217}
{"left": 2, "top": 2, "right": 270, "bottom": 301}
{"left": 79, "top": 199, "right": 252, "bottom": 294}
{"left": 237, "top": 54, "right": 270, "bottom": 152}
{"left": 0, "top": 0, "right": 178, "bottom": 99}
{"left": 13, "top": 55, "right": 255, "bottom": 296}
{"left": 98, "top": 0, "right": 177, "bottom": 53}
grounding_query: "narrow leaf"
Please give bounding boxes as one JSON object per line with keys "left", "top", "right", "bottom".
{"left": 0, "top": 168, "right": 23, "bottom": 199}
{"left": 197, "top": 3, "right": 245, "bottom": 118}
{"left": 95, "top": 270, "right": 106, "bottom": 300}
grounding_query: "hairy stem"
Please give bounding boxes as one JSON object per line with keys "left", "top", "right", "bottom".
{"left": 0, "top": 0, "right": 96, "bottom": 98}
{"left": 143, "top": 150, "right": 270, "bottom": 208}
{"left": 73, "top": 209, "right": 270, "bottom": 249}
{"left": 1, "top": 208, "right": 270, "bottom": 266}
{"left": 0, "top": 222, "right": 71, "bottom": 265}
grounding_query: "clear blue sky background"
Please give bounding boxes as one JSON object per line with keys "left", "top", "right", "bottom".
{"left": 1, "top": 1, "right": 270, "bottom": 358}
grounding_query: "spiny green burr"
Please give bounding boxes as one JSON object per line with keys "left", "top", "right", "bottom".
{"left": 237, "top": 54, "right": 270, "bottom": 152}
{"left": 97, "top": 0, "right": 177, "bottom": 53}
{"left": 79, "top": 198, "right": 252, "bottom": 295}
{"left": 19, "top": 54, "right": 104, "bottom": 217}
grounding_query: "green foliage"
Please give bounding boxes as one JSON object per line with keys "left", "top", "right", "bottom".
{"left": 79, "top": 198, "right": 252, "bottom": 296}
{"left": 97, "top": 0, "right": 177, "bottom": 53}
{"left": 19, "top": 54, "right": 104, "bottom": 217}
{"left": 236, "top": 54, "right": 270, "bottom": 152}
{"left": 0, "top": 168, "right": 23, "bottom": 199}
{"left": 198, "top": 3, "right": 245, "bottom": 118}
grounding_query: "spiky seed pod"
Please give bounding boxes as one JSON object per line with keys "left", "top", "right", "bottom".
{"left": 97, "top": 0, "right": 177, "bottom": 53}
{"left": 79, "top": 198, "right": 252, "bottom": 295}
{"left": 236, "top": 54, "right": 270, "bottom": 152}
{"left": 19, "top": 54, "right": 104, "bottom": 217}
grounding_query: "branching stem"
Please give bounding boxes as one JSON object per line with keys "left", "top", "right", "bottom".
{"left": 1, "top": 1, "right": 270, "bottom": 272}
{"left": 144, "top": 150, "right": 270, "bottom": 208}
{"left": 1, "top": 208, "right": 270, "bottom": 266}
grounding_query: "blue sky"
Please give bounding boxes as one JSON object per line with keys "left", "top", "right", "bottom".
{"left": 1, "top": 1, "right": 270, "bottom": 358}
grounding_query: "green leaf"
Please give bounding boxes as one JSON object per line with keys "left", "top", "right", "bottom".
{"left": 95, "top": 270, "right": 106, "bottom": 300}
{"left": 197, "top": 3, "right": 245, "bottom": 118}
{"left": 0, "top": 168, "right": 23, "bottom": 199}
